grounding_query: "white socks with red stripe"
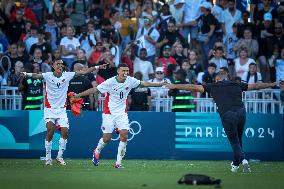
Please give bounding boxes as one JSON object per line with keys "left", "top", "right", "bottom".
{"left": 116, "top": 141, "right": 127, "bottom": 165}
{"left": 96, "top": 138, "right": 106, "bottom": 154}
{"left": 57, "top": 138, "right": 67, "bottom": 158}
{"left": 45, "top": 140, "right": 52, "bottom": 160}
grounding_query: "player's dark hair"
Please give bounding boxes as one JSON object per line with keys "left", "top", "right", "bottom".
{"left": 117, "top": 63, "right": 129, "bottom": 69}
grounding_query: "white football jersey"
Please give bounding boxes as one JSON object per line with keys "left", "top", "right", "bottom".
{"left": 97, "top": 76, "right": 141, "bottom": 114}
{"left": 42, "top": 72, "right": 75, "bottom": 109}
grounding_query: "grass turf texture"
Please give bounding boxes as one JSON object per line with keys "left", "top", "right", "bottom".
{"left": 0, "top": 159, "right": 284, "bottom": 189}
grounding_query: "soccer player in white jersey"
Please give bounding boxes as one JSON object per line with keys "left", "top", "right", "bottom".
{"left": 22, "top": 59, "right": 107, "bottom": 166}
{"left": 75, "top": 63, "right": 165, "bottom": 168}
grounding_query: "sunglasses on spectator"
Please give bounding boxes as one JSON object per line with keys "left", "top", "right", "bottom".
{"left": 156, "top": 72, "right": 164, "bottom": 75}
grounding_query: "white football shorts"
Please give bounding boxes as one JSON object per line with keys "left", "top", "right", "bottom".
{"left": 44, "top": 108, "right": 69, "bottom": 129}
{"left": 101, "top": 113, "right": 129, "bottom": 133}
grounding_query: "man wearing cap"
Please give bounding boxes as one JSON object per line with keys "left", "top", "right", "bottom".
{"left": 135, "top": 15, "right": 160, "bottom": 65}
{"left": 170, "top": 0, "right": 185, "bottom": 25}
{"left": 257, "top": 12, "right": 274, "bottom": 82}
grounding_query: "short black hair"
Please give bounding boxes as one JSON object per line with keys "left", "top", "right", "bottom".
{"left": 117, "top": 63, "right": 129, "bottom": 69}
{"left": 208, "top": 63, "right": 217, "bottom": 68}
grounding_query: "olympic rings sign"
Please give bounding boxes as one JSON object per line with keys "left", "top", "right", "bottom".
{"left": 111, "top": 121, "right": 142, "bottom": 141}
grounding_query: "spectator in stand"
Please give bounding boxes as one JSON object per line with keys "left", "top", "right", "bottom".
{"left": 135, "top": 14, "right": 159, "bottom": 65}
{"left": 71, "top": 49, "right": 88, "bottom": 71}
{"left": 255, "top": 0, "right": 278, "bottom": 26}
{"left": 221, "top": 0, "right": 242, "bottom": 38}
{"left": 41, "top": 53, "right": 52, "bottom": 73}
{"left": 52, "top": 2, "right": 66, "bottom": 28}
{"left": 29, "top": 29, "right": 52, "bottom": 59}
{"left": 234, "top": 47, "right": 256, "bottom": 78}
{"left": 241, "top": 62, "right": 262, "bottom": 84}
{"left": 8, "top": 60, "right": 24, "bottom": 86}
{"left": 233, "top": 28, "right": 259, "bottom": 59}
{"left": 188, "top": 49, "right": 203, "bottom": 76}
{"left": 121, "top": 43, "right": 135, "bottom": 76}
{"left": 26, "top": 0, "right": 47, "bottom": 25}
{"left": 137, "top": 0, "right": 158, "bottom": 28}
{"left": 280, "top": 80, "right": 284, "bottom": 102}
{"left": 78, "top": 24, "right": 96, "bottom": 58}
{"left": 128, "top": 71, "right": 152, "bottom": 111}
{"left": 197, "top": 1, "right": 219, "bottom": 69}
{"left": 60, "top": 25, "right": 80, "bottom": 71}
{"left": 25, "top": 25, "right": 38, "bottom": 54}
{"left": 273, "top": 48, "right": 284, "bottom": 84}
{"left": 0, "top": 55, "right": 11, "bottom": 86}
{"left": 156, "top": 19, "right": 186, "bottom": 57}
{"left": 96, "top": 50, "right": 117, "bottom": 84}
{"left": 19, "top": 20, "right": 32, "bottom": 41}
{"left": 0, "top": 6, "right": 9, "bottom": 34}
{"left": 224, "top": 23, "right": 238, "bottom": 77}
{"left": 172, "top": 42, "right": 187, "bottom": 67}
{"left": 181, "top": 59, "right": 196, "bottom": 84}
{"left": 68, "top": 63, "right": 94, "bottom": 110}
{"left": 157, "top": 45, "right": 176, "bottom": 76}
{"left": 43, "top": 14, "right": 60, "bottom": 52}
{"left": 88, "top": 41, "right": 103, "bottom": 66}
{"left": 6, "top": 9, "right": 26, "bottom": 44}
{"left": 177, "top": 0, "right": 200, "bottom": 47}
{"left": 257, "top": 12, "right": 275, "bottom": 82}
{"left": 65, "top": 0, "right": 90, "bottom": 35}
{"left": 0, "top": 0, "right": 15, "bottom": 19}
{"left": 237, "top": 11, "right": 257, "bottom": 39}
{"left": 202, "top": 62, "right": 217, "bottom": 84}
{"left": 157, "top": 3, "right": 174, "bottom": 35}
{"left": 119, "top": 7, "right": 137, "bottom": 51}
{"left": 170, "top": 0, "right": 185, "bottom": 26}
{"left": 17, "top": 41, "right": 29, "bottom": 65}
{"left": 30, "top": 48, "right": 43, "bottom": 69}
{"left": 209, "top": 47, "right": 228, "bottom": 72}
{"left": 10, "top": 0, "right": 38, "bottom": 26}
{"left": 5, "top": 43, "right": 21, "bottom": 72}
{"left": 100, "top": 18, "right": 120, "bottom": 44}
{"left": 133, "top": 48, "right": 154, "bottom": 81}
{"left": 110, "top": 35, "right": 121, "bottom": 67}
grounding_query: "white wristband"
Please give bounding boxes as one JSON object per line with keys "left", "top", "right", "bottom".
{"left": 95, "top": 66, "right": 99, "bottom": 70}
{"left": 26, "top": 73, "right": 33, "bottom": 77}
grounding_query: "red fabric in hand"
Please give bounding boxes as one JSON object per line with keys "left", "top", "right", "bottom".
{"left": 68, "top": 92, "right": 84, "bottom": 117}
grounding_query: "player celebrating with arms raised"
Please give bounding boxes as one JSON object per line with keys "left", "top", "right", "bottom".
{"left": 22, "top": 59, "right": 107, "bottom": 166}
{"left": 75, "top": 64, "right": 165, "bottom": 168}
{"left": 165, "top": 71, "right": 276, "bottom": 173}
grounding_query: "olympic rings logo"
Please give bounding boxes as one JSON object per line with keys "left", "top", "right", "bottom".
{"left": 111, "top": 121, "right": 142, "bottom": 141}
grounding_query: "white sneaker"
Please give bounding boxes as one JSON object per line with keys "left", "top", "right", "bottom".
{"left": 56, "top": 157, "right": 66, "bottom": 165}
{"left": 231, "top": 162, "right": 239, "bottom": 173}
{"left": 242, "top": 159, "right": 251, "bottom": 173}
{"left": 45, "top": 158, "right": 52, "bottom": 166}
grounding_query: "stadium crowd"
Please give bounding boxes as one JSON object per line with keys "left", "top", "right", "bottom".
{"left": 0, "top": 0, "right": 283, "bottom": 111}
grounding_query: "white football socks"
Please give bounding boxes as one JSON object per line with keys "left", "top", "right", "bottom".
{"left": 45, "top": 140, "right": 52, "bottom": 160}
{"left": 57, "top": 138, "right": 67, "bottom": 158}
{"left": 116, "top": 141, "right": 127, "bottom": 165}
{"left": 96, "top": 138, "right": 106, "bottom": 154}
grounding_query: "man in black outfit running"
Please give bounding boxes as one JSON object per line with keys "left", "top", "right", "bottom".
{"left": 164, "top": 71, "right": 276, "bottom": 172}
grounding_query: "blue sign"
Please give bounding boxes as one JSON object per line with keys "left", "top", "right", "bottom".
{"left": 0, "top": 111, "right": 283, "bottom": 160}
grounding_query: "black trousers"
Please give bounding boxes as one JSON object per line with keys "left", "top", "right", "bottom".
{"left": 220, "top": 107, "right": 246, "bottom": 166}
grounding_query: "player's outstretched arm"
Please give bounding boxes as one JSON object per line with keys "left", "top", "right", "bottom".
{"left": 76, "top": 87, "right": 97, "bottom": 98}
{"left": 140, "top": 81, "right": 164, "bottom": 87}
{"left": 21, "top": 72, "right": 43, "bottom": 79}
{"left": 164, "top": 83, "right": 205, "bottom": 93}
{"left": 75, "top": 63, "right": 109, "bottom": 76}
{"left": 248, "top": 82, "right": 276, "bottom": 90}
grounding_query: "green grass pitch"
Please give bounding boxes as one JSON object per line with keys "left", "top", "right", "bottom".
{"left": 0, "top": 159, "right": 284, "bottom": 189}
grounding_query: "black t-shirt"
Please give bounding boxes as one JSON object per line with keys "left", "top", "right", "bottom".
{"left": 29, "top": 42, "right": 52, "bottom": 56}
{"left": 129, "top": 86, "right": 151, "bottom": 111}
{"left": 97, "top": 61, "right": 117, "bottom": 80}
{"left": 157, "top": 31, "right": 187, "bottom": 50}
{"left": 202, "top": 80, "right": 248, "bottom": 115}
{"left": 198, "top": 13, "right": 219, "bottom": 34}
{"left": 68, "top": 76, "right": 93, "bottom": 108}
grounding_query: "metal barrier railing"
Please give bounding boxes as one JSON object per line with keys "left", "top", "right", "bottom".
{"left": 1, "top": 86, "right": 283, "bottom": 114}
